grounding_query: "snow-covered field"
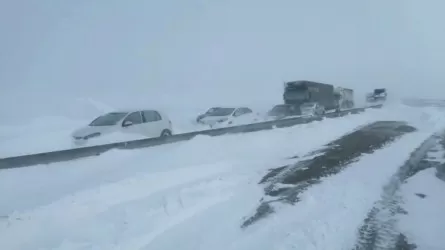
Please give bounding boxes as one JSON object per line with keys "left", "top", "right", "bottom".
{"left": 1, "top": 104, "right": 445, "bottom": 250}
{"left": 397, "top": 142, "right": 445, "bottom": 249}
{"left": 0, "top": 117, "right": 88, "bottom": 158}
{"left": 398, "top": 168, "right": 445, "bottom": 249}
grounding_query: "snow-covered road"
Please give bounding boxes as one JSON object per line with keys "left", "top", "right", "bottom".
{"left": 1, "top": 104, "right": 444, "bottom": 250}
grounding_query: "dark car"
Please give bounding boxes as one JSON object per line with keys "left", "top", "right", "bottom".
{"left": 367, "top": 88, "right": 387, "bottom": 102}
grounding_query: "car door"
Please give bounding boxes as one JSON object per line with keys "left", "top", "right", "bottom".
{"left": 142, "top": 110, "right": 164, "bottom": 137}
{"left": 121, "top": 111, "right": 145, "bottom": 136}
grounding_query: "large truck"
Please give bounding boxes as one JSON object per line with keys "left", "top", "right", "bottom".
{"left": 283, "top": 80, "right": 338, "bottom": 111}
{"left": 334, "top": 87, "right": 354, "bottom": 110}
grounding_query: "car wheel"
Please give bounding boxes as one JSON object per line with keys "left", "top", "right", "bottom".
{"left": 160, "top": 129, "right": 172, "bottom": 137}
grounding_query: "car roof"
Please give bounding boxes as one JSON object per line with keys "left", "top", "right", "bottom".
{"left": 210, "top": 107, "right": 236, "bottom": 109}
{"left": 100, "top": 109, "right": 166, "bottom": 118}
{"left": 209, "top": 107, "right": 251, "bottom": 110}
{"left": 109, "top": 109, "right": 161, "bottom": 113}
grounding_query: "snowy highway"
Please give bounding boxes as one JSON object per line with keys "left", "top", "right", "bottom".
{"left": 3, "top": 0, "right": 445, "bottom": 248}
{"left": 1, "top": 104, "right": 445, "bottom": 250}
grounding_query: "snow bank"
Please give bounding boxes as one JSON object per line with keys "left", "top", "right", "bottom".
{"left": 397, "top": 164, "right": 445, "bottom": 249}
{"left": 0, "top": 105, "right": 444, "bottom": 250}
{"left": 0, "top": 116, "right": 87, "bottom": 157}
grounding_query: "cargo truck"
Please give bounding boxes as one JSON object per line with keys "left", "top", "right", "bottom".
{"left": 283, "top": 80, "right": 338, "bottom": 112}
{"left": 334, "top": 87, "right": 355, "bottom": 110}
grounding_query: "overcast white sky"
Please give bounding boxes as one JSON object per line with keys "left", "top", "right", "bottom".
{"left": 1, "top": 0, "right": 444, "bottom": 123}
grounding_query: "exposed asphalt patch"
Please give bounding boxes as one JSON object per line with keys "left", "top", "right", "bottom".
{"left": 353, "top": 131, "right": 445, "bottom": 250}
{"left": 241, "top": 121, "right": 416, "bottom": 228}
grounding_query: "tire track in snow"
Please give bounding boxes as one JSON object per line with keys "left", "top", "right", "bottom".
{"left": 0, "top": 163, "right": 235, "bottom": 250}
{"left": 114, "top": 193, "right": 234, "bottom": 250}
{"left": 242, "top": 121, "right": 416, "bottom": 228}
{"left": 353, "top": 132, "right": 444, "bottom": 250}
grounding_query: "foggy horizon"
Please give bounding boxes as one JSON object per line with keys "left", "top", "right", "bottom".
{"left": 1, "top": 0, "right": 444, "bottom": 124}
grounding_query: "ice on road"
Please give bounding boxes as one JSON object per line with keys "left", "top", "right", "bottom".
{"left": 1, "top": 104, "right": 445, "bottom": 250}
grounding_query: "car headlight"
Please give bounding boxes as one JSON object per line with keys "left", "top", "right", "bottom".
{"left": 196, "top": 115, "right": 205, "bottom": 122}
{"left": 84, "top": 132, "right": 101, "bottom": 140}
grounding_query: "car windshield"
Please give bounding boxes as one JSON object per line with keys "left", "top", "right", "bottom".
{"left": 89, "top": 112, "right": 128, "bottom": 126}
{"left": 374, "top": 89, "right": 386, "bottom": 95}
{"left": 205, "top": 108, "right": 235, "bottom": 116}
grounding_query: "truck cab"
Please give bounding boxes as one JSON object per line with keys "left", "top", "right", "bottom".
{"left": 367, "top": 88, "right": 387, "bottom": 102}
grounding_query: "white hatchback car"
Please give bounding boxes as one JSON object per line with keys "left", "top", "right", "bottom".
{"left": 196, "top": 107, "right": 259, "bottom": 128}
{"left": 71, "top": 110, "right": 173, "bottom": 146}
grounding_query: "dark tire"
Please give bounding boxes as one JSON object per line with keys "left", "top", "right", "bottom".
{"left": 160, "top": 129, "right": 172, "bottom": 137}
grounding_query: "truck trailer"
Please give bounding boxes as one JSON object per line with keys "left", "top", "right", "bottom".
{"left": 334, "top": 87, "right": 354, "bottom": 110}
{"left": 283, "top": 80, "right": 338, "bottom": 111}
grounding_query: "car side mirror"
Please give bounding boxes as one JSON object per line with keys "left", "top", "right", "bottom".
{"left": 122, "top": 120, "right": 133, "bottom": 127}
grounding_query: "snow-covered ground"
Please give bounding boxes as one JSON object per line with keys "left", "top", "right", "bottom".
{"left": 3, "top": 0, "right": 445, "bottom": 248}
{"left": 397, "top": 143, "right": 445, "bottom": 249}
{"left": 0, "top": 116, "right": 88, "bottom": 157}
{"left": 0, "top": 104, "right": 445, "bottom": 250}
{"left": 398, "top": 168, "right": 445, "bottom": 249}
